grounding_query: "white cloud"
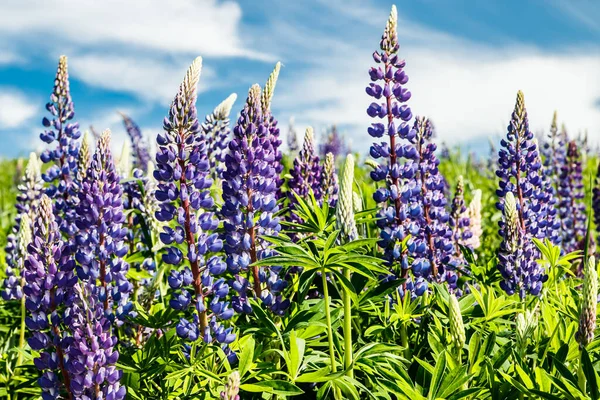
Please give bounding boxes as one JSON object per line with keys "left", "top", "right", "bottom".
{"left": 0, "top": 89, "right": 37, "bottom": 129}
{"left": 0, "top": 0, "right": 270, "bottom": 61}
{"left": 272, "top": 24, "right": 600, "bottom": 152}
{"left": 70, "top": 54, "right": 215, "bottom": 104}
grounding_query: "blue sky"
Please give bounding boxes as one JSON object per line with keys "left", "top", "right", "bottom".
{"left": 0, "top": 0, "right": 598, "bottom": 158}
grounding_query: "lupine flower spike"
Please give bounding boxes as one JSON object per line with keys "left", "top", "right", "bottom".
{"left": 3, "top": 153, "right": 43, "bottom": 300}
{"left": 287, "top": 117, "right": 299, "bottom": 153}
{"left": 39, "top": 55, "right": 81, "bottom": 236}
{"left": 222, "top": 83, "right": 288, "bottom": 316}
{"left": 321, "top": 152, "right": 339, "bottom": 207}
{"left": 449, "top": 176, "right": 473, "bottom": 254}
{"left": 262, "top": 62, "right": 284, "bottom": 193}
{"left": 541, "top": 111, "right": 567, "bottom": 191}
{"left": 558, "top": 140, "right": 586, "bottom": 254}
{"left": 75, "top": 130, "right": 133, "bottom": 321}
{"left": 464, "top": 189, "right": 482, "bottom": 250}
{"left": 120, "top": 112, "right": 151, "bottom": 173}
{"left": 24, "top": 195, "right": 76, "bottom": 399}
{"left": 220, "top": 371, "right": 241, "bottom": 400}
{"left": 154, "top": 57, "right": 235, "bottom": 357}
{"left": 336, "top": 154, "right": 358, "bottom": 242}
{"left": 288, "top": 127, "right": 322, "bottom": 221}
{"left": 320, "top": 125, "right": 343, "bottom": 158}
{"left": 448, "top": 293, "right": 465, "bottom": 353}
{"left": 202, "top": 93, "right": 237, "bottom": 179}
{"left": 576, "top": 256, "right": 598, "bottom": 348}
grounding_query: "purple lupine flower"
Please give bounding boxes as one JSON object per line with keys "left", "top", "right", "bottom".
{"left": 541, "top": 111, "right": 567, "bottom": 191}
{"left": 202, "top": 93, "right": 237, "bottom": 180}
{"left": 558, "top": 141, "right": 587, "bottom": 254}
{"left": 66, "top": 281, "right": 126, "bottom": 399}
{"left": 412, "top": 117, "right": 460, "bottom": 292}
{"left": 496, "top": 91, "right": 556, "bottom": 298}
{"left": 287, "top": 117, "right": 299, "bottom": 153}
{"left": 75, "top": 130, "right": 133, "bottom": 321}
{"left": 3, "top": 153, "right": 43, "bottom": 300}
{"left": 154, "top": 58, "right": 235, "bottom": 357}
{"left": 222, "top": 84, "right": 288, "bottom": 316}
{"left": 321, "top": 152, "right": 339, "bottom": 207}
{"left": 24, "top": 195, "right": 76, "bottom": 399}
{"left": 319, "top": 125, "right": 344, "bottom": 159}
{"left": 287, "top": 127, "right": 322, "bottom": 221}
{"left": 449, "top": 175, "right": 473, "bottom": 255}
{"left": 367, "top": 6, "right": 428, "bottom": 296}
{"left": 593, "top": 162, "right": 600, "bottom": 248}
{"left": 39, "top": 55, "right": 81, "bottom": 237}
{"left": 120, "top": 112, "right": 151, "bottom": 174}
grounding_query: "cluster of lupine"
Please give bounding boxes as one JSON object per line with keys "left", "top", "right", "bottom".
{"left": 222, "top": 82, "right": 288, "bottom": 317}
{"left": 541, "top": 112, "right": 567, "bottom": 190}
{"left": 153, "top": 57, "right": 236, "bottom": 359}
{"left": 201, "top": 93, "right": 237, "bottom": 179}
{"left": 2, "top": 153, "right": 43, "bottom": 301}
{"left": 39, "top": 55, "right": 82, "bottom": 237}
{"left": 120, "top": 113, "right": 152, "bottom": 174}
{"left": 557, "top": 140, "right": 587, "bottom": 254}
{"left": 495, "top": 92, "right": 559, "bottom": 298}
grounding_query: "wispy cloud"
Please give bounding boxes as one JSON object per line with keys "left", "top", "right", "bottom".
{"left": 0, "top": 89, "right": 37, "bottom": 129}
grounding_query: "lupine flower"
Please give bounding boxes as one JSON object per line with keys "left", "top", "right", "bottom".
{"left": 154, "top": 58, "right": 235, "bottom": 358}
{"left": 541, "top": 111, "right": 567, "bottom": 191}
{"left": 3, "top": 153, "right": 43, "bottom": 300}
{"left": 39, "top": 55, "right": 81, "bottom": 237}
{"left": 120, "top": 112, "right": 151, "bottom": 173}
{"left": 320, "top": 125, "right": 344, "bottom": 158}
{"left": 336, "top": 154, "right": 358, "bottom": 242}
{"left": 288, "top": 127, "right": 322, "bottom": 221}
{"left": 412, "top": 116, "right": 460, "bottom": 291}
{"left": 202, "top": 93, "right": 237, "bottom": 179}
{"left": 593, "top": 162, "right": 600, "bottom": 247}
{"left": 557, "top": 140, "right": 586, "bottom": 254}
{"left": 287, "top": 117, "right": 299, "bottom": 152}
{"left": 495, "top": 91, "right": 558, "bottom": 297}
{"left": 262, "top": 63, "right": 284, "bottom": 198}
{"left": 222, "top": 83, "right": 288, "bottom": 316}
{"left": 367, "top": 5, "right": 428, "bottom": 296}
{"left": 576, "top": 256, "right": 598, "bottom": 348}
{"left": 515, "top": 308, "right": 537, "bottom": 354}
{"left": 76, "top": 132, "right": 91, "bottom": 184}
{"left": 448, "top": 293, "right": 465, "bottom": 351}
{"left": 75, "top": 130, "right": 132, "bottom": 321}
{"left": 353, "top": 191, "right": 363, "bottom": 214}
{"left": 66, "top": 281, "right": 126, "bottom": 399}
{"left": 24, "top": 195, "right": 76, "bottom": 399}
{"left": 464, "top": 189, "right": 482, "bottom": 250}
{"left": 220, "top": 370, "right": 241, "bottom": 400}
{"left": 449, "top": 176, "right": 473, "bottom": 254}
{"left": 321, "top": 152, "right": 339, "bottom": 207}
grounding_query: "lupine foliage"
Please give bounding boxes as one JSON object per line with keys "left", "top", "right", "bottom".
{"left": 2, "top": 5, "right": 600, "bottom": 400}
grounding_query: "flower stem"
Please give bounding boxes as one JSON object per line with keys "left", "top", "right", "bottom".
{"left": 578, "top": 352, "right": 586, "bottom": 393}
{"left": 343, "top": 267, "right": 353, "bottom": 377}
{"left": 17, "top": 291, "right": 26, "bottom": 367}
{"left": 322, "top": 268, "right": 336, "bottom": 374}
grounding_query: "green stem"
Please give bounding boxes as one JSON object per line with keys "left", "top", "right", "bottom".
{"left": 578, "top": 353, "right": 586, "bottom": 393}
{"left": 17, "top": 279, "right": 26, "bottom": 367}
{"left": 322, "top": 268, "right": 337, "bottom": 374}
{"left": 343, "top": 267, "right": 353, "bottom": 377}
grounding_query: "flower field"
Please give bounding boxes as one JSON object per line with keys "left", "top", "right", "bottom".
{"left": 1, "top": 5, "right": 600, "bottom": 400}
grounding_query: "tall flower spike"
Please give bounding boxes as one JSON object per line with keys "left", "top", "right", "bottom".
{"left": 495, "top": 91, "right": 555, "bottom": 297}
{"left": 464, "top": 189, "right": 482, "bottom": 250}
{"left": 576, "top": 256, "right": 598, "bottom": 348}
{"left": 2, "top": 214, "right": 32, "bottom": 301}
{"left": 76, "top": 131, "right": 91, "bottom": 183}
{"left": 3, "top": 153, "right": 43, "bottom": 300}
{"left": 321, "top": 152, "right": 339, "bottom": 207}
{"left": 288, "top": 127, "right": 322, "bottom": 221}
{"left": 155, "top": 58, "right": 235, "bottom": 359}
{"left": 39, "top": 55, "right": 81, "bottom": 236}
{"left": 593, "top": 162, "right": 600, "bottom": 247}
{"left": 221, "top": 370, "right": 241, "bottom": 400}
{"left": 120, "top": 113, "right": 151, "bottom": 174}
{"left": 541, "top": 111, "right": 567, "bottom": 192}
{"left": 320, "top": 125, "right": 344, "bottom": 159}
{"left": 557, "top": 141, "right": 586, "bottom": 254}
{"left": 24, "top": 195, "right": 76, "bottom": 399}
{"left": 448, "top": 293, "right": 465, "bottom": 351}
{"left": 222, "top": 84, "right": 288, "bottom": 317}
{"left": 75, "top": 130, "right": 132, "bottom": 321}
{"left": 261, "top": 61, "right": 281, "bottom": 115}
{"left": 202, "top": 93, "right": 237, "bottom": 179}
{"left": 449, "top": 175, "right": 473, "bottom": 254}
{"left": 336, "top": 154, "right": 358, "bottom": 242}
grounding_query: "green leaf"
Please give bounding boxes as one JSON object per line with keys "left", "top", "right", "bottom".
{"left": 581, "top": 348, "right": 599, "bottom": 400}
{"left": 240, "top": 380, "right": 304, "bottom": 395}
